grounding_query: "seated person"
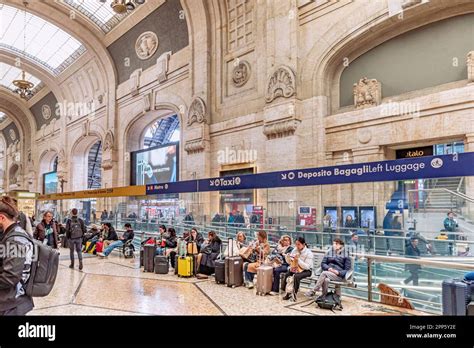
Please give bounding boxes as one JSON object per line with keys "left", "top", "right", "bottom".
{"left": 156, "top": 227, "right": 178, "bottom": 257}
{"left": 305, "top": 238, "right": 351, "bottom": 298}
{"left": 102, "top": 223, "right": 118, "bottom": 250}
{"left": 196, "top": 231, "right": 222, "bottom": 278}
{"left": 97, "top": 223, "right": 134, "bottom": 257}
{"left": 84, "top": 224, "right": 106, "bottom": 253}
{"left": 281, "top": 237, "right": 313, "bottom": 301}
{"left": 224, "top": 231, "right": 247, "bottom": 257}
{"left": 269, "top": 235, "right": 293, "bottom": 295}
{"left": 184, "top": 227, "right": 204, "bottom": 252}
{"left": 82, "top": 225, "right": 100, "bottom": 246}
{"left": 243, "top": 230, "right": 271, "bottom": 289}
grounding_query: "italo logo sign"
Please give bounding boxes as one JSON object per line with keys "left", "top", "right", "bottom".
{"left": 209, "top": 177, "right": 241, "bottom": 187}
{"left": 430, "top": 158, "right": 443, "bottom": 168}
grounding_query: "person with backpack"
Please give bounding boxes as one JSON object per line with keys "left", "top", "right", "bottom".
{"left": 0, "top": 196, "right": 35, "bottom": 315}
{"left": 66, "top": 208, "right": 87, "bottom": 270}
{"left": 34, "top": 211, "right": 59, "bottom": 249}
{"left": 305, "top": 238, "right": 351, "bottom": 299}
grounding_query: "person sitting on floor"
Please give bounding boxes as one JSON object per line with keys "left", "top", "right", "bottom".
{"left": 281, "top": 236, "right": 314, "bottom": 301}
{"left": 84, "top": 224, "right": 105, "bottom": 253}
{"left": 97, "top": 223, "right": 135, "bottom": 257}
{"left": 269, "top": 235, "right": 294, "bottom": 296}
{"left": 196, "top": 231, "right": 222, "bottom": 279}
{"left": 243, "top": 230, "right": 271, "bottom": 289}
{"left": 305, "top": 238, "right": 351, "bottom": 299}
{"left": 224, "top": 231, "right": 247, "bottom": 257}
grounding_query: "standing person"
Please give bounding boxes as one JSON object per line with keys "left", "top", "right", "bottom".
{"left": 281, "top": 237, "right": 314, "bottom": 301}
{"left": 12, "top": 199, "right": 33, "bottom": 237}
{"left": 33, "top": 211, "right": 59, "bottom": 249}
{"left": 184, "top": 211, "right": 195, "bottom": 225}
{"left": 443, "top": 211, "right": 458, "bottom": 240}
{"left": 100, "top": 210, "right": 108, "bottom": 222}
{"left": 0, "top": 196, "right": 34, "bottom": 315}
{"left": 65, "top": 208, "right": 87, "bottom": 270}
{"left": 402, "top": 237, "right": 421, "bottom": 286}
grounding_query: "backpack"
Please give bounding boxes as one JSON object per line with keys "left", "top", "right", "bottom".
{"left": 68, "top": 218, "right": 84, "bottom": 239}
{"left": 5, "top": 228, "right": 59, "bottom": 297}
{"left": 123, "top": 241, "right": 135, "bottom": 258}
{"left": 316, "top": 291, "right": 343, "bottom": 311}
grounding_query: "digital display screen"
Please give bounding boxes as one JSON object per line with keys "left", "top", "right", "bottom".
{"left": 359, "top": 207, "right": 376, "bottom": 229}
{"left": 342, "top": 206, "right": 358, "bottom": 227}
{"left": 324, "top": 207, "right": 338, "bottom": 228}
{"left": 131, "top": 143, "right": 178, "bottom": 186}
{"left": 299, "top": 206, "right": 311, "bottom": 215}
{"left": 43, "top": 171, "right": 58, "bottom": 194}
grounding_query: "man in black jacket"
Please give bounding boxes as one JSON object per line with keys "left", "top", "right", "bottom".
{"left": 0, "top": 196, "right": 34, "bottom": 315}
{"left": 403, "top": 237, "right": 421, "bottom": 286}
{"left": 66, "top": 208, "right": 87, "bottom": 270}
{"left": 97, "top": 223, "right": 134, "bottom": 257}
{"left": 305, "top": 238, "right": 351, "bottom": 298}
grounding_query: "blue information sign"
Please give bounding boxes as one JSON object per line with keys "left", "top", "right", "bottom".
{"left": 146, "top": 152, "right": 474, "bottom": 195}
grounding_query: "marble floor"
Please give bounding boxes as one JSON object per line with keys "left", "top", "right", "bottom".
{"left": 30, "top": 251, "right": 428, "bottom": 316}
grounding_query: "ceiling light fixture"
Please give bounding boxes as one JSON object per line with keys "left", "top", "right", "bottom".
{"left": 12, "top": 1, "right": 34, "bottom": 100}
{"left": 109, "top": 0, "right": 145, "bottom": 14}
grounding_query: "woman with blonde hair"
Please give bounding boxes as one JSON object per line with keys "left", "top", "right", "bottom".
{"left": 243, "top": 230, "right": 271, "bottom": 289}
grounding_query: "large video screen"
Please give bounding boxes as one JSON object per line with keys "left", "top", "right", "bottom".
{"left": 131, "top": 143, "right": 178, "bottom": 186}
{"left": 43, "top": 171, "right": 58, "bottom": 194}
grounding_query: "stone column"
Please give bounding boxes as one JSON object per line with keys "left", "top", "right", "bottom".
{"left": 464, "top": 133, "right": 474, "bottom": 221}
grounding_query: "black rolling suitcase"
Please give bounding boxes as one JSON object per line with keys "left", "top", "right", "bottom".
{"left": 154, "top": 255, "right": 169, "bottom": 274}
{"left": 143, "top": 244, "right": 156, "bottom": 273}
{"left": 215, "top": 243, "right": 225, "bottom": 284}
{"left": 442, "top": 279, "right": 470, "bottom": 315}
{"left": 140, "top": 249, "right": 144, "bottom": 267}
{"left": 225, "top": 238, "right": 243, "bottom": 288}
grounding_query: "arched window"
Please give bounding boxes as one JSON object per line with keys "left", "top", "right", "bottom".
{"left": 143, "top": 114, "right": 179, "bottom": 149}
{"left": 87, "top": 141, "right": 102, "bottom": 189}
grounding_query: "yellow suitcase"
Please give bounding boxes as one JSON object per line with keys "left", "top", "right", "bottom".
{"left": 85, "top": 241, "right": 96, "bottom": 254}
{"left": 178, "top": 256, "right": 193, "bottom": 277}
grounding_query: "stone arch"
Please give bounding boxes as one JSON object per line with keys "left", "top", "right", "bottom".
{"left": 300, "top": 0, "right": 474, "bottom": 112}
{"left": 70, "top": 132, "right": 103, "bottom": 191}
{"left": 37, "top": 149, "right": 59, "bottom": 194}
{"left": 122, "top": 99, "right": 185, "bottom": 186}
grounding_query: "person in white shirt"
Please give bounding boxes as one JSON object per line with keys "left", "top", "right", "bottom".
{"left": 281, "top": 236, "right": 314, "bottom": 301}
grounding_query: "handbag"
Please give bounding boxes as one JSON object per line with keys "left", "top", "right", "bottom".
{"left": 239, "top": 246, "right": 254, "bottom": 261}
{"left": 201, "top": 243, "right": 212, "bottom": 254}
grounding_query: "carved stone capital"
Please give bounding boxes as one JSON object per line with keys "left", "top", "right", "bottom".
{"left": 101, "top": 159, "right": 114, "bottom": 170}
{"left": 187, "top": 97, "right": 207, "bottom": 127}
{"left": 353, "top": 77, "right": 382, "bottom": 109}
{"left": 184, "top": 139, "right": 206, "bottom": 154}
{"left": 467, "top": 51, "right": 474, "bottom": 83}
{"left": 130, "top": 69, "right": 142, "bottom": 96}
{"left": 265, "top": 66, "right": 296, "bottom": 103}
{"left": 156, "top": 51, "right": 172, "bottom": 83}
{"left": 263, "top": 119, "right": 301, "bottom": 139}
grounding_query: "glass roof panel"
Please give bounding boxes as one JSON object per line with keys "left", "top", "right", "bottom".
{"left": 0, "top": 4, "right": 86, "bottom": 76}
{"left": 63, "top": 0, "right": 131, "bottom": 33}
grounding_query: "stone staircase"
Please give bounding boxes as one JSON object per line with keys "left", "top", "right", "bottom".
{"left": 424, "top": 178, "right": 463, "bottom": 211}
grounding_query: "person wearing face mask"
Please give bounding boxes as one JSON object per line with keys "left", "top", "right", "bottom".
{"left": 184, "top": 227, "right": 204, "bottom": 252}
{"left": 33, "top": 211, "right": 59, "bottom": 249}
{"left": 0, "top": 196, "right": 35, "bottom": 315}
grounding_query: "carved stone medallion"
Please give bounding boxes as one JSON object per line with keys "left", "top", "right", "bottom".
{"left": 232, "top": 60, "right": 251, "bottom": 87}
{"left": 135, "top": 31, "right": 159, "bottom": 60}
{"left": 42, "top": 105, "right": 52, "bottom": 120}
{"left": 187, "top": 97, "right": 207, "bottom": 126}
{"left": 265, "top": 66, "right": 296, "bottom": 103}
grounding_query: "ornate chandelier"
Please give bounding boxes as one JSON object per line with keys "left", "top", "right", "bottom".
{"left": 110, "top": 0, "right": 145, "bottom": 14}
{"left": 12, "top": 1, "right": 34, "bottom": 100}
{"left": 13, "top": 71, "right": 34, "bottom": 99}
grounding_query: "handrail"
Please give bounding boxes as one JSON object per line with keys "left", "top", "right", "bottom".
{"left": 408, "top": 188, "right": 474, "bottom": 203}
{"left": 457, "top": 176, "right": 465, "bottom": 194}
{"left": 362, "top": 253, "right": 474, "bottom": 270}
